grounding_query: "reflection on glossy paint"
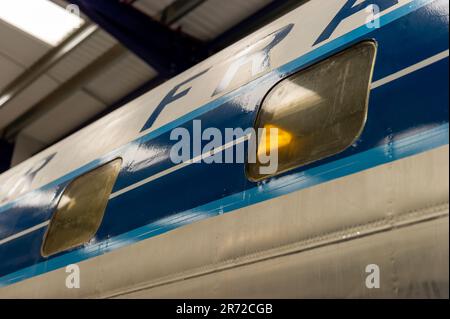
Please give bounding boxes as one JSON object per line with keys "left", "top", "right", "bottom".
{"left": 129, "top": 142, "right": 169, "bottom": 173}
{"left": 14, "top": 188, "right": 60, "bottom": 210}
{"left": 0, "top": 153, "right": 56, "bottom": 206}
{"left": 213, "top": 24, "right": 293, "bottom": 96}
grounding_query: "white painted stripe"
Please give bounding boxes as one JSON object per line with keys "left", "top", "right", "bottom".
{"left": 371, "top": 50, "right": 449, "bottom": 89}
{"left": 0, "top": 220, "right": 49, "bottom": 246}
{"left": 109, "top": 134, "right": 252, "bottom": 199}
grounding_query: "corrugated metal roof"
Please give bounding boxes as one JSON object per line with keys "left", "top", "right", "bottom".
{"left": 0, "top": 20, "right": 153, "bottom": 135}
{"left": 48, "top": 29, "right": 117, "bottom": 83}
{"left": 84, "top": 51, "right": 157, "bottom": 105}
{"left": 133, "top": 0, "right": 273, "bottom": 40}
{"left": 0, "top": 74, "right": 59, "bottom": 130}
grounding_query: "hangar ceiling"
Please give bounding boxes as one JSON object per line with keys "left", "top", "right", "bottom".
{"left": 0, "top": 0, "right": 305, "bottom": 172}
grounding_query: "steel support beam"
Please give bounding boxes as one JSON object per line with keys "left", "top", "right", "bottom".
{"left": 71, "top": 0, "right": 207, "bottom": 77}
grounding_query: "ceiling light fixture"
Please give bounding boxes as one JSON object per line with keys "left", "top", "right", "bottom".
{"left": 0, "top": 0, "right": 84, "bottom": 46}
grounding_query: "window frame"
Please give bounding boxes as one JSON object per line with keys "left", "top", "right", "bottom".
{"left": 246, "top": 40, "right": 377, "bottom": 182}
{"left": 41, "top": 158, "right": 122, "bottom": 257}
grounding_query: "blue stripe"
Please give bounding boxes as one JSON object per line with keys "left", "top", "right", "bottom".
{"left": 0, "top": 123, "right": 447, "bottom": 287}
